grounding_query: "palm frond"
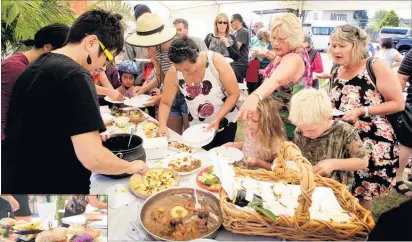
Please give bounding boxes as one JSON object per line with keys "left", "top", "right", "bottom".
{"left": 88, "top": 0, "right": 134, "bottom": 22}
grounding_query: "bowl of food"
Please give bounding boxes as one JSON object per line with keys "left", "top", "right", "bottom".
{"left": 115, "top": 117, "right": 130, "bottom": 128}
{"left": 140, "top": 187, "right": 222, "bottom": 241}
{"left": 129, "top": 168, "right": 180, "bottom": 199}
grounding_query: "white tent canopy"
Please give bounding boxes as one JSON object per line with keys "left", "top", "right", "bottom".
{"left": 126, "top": 1, "right": 411, "bottom": 39}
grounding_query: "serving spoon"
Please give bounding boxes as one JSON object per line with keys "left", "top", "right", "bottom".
{"left": 127, "top": 127, "right": 135, "bottom": 148}
{"left": 194, "top": 188, "right": 201, "bottom": 210}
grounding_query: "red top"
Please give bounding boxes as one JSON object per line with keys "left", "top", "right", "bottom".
{"left": 311, "top": 51, "right": 324, "bottom": 74}
{"left": 1, "top": 52, "right": 29, "bottom": 141}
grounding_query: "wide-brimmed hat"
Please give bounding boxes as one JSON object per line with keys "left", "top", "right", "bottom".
{"left": 126, "top": 13, "right": 177, "bottom": 47}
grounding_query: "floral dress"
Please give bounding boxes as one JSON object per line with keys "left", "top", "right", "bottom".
{"left": 330, "top": 67, "right": 399, "bottom": 199}
{"left": 263, "top": 49, "right": 312, "bottom": 141}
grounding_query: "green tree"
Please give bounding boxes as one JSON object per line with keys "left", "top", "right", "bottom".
{"left": 88, "top": 0, "right": 134, "bottom": 22}
{"left": 378, "top": 10, "right": 400, "bottom": 30}
{"left": 1, "top": 0, "right": 75, "bottom": 58}
{"left": 367, "top": 10, "right": 389, "bottom": 32}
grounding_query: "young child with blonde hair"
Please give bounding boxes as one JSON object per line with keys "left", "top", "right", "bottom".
{"left": 289, "top": 88, "right": 368, "bottom": 189}
{"left": 224, "top": 98, "right": 286, "bottom": 170}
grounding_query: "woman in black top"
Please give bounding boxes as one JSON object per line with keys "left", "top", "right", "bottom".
{"left": 2, "top": 9, "right": 148, "bottom": 194}
{"left": 395, "top": 49, "right": 412, "bottom": 196}
{"left": 13, "top": 195, "right": 31, "bottom": 222}
{"left": 204, "top": 13, "right": 240, "bottom": 61}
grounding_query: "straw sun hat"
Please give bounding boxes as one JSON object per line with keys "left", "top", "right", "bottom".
{"left": 126, "top": 13, "right": 177, "bottom": 47}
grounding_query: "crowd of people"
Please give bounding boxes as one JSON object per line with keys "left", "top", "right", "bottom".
{"left": 1, "top": 3, "right": 412, "bottom": 237}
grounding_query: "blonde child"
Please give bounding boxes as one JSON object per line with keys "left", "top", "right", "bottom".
{"left": 224, "top": 98, "right": 286, "bottom": 170}
{"left": 289, "top": 88, "right": 368, "bottom": 189}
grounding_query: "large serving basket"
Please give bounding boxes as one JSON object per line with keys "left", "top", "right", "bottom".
{"left": 219, "top": 141, "right": 375, "bottom": 241}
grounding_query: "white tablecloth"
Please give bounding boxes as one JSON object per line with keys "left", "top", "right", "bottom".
{"left": 89, "top": 112, "right": 282, "bottom": 241}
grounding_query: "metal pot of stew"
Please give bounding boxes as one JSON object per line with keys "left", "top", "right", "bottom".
{"left": 102, "top": 133, "right": 146, "bottom": 179}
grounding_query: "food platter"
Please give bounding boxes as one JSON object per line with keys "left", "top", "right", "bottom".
{"left": 196, "top": 166, "right": 221, "bottom": 193}
{"left": 129, "top": 168, "right": 180, "bottom": 199}
{"left": 155, "top": 153, "right": 203, "bottom": 176}
{"left": 168, "top": 140, "right": 199, "bottom": 153}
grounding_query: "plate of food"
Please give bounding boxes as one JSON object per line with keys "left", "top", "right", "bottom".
{"left": 196, "top": 166, "right": 221, "bottom": 193}
{"left": 129, "top": 168, "right": 180, "bottom": 199}
{"left": 124, "top": 95, "right": 151, "bottom": 108}
{"left": 210, "top": 146, "right": 244, "bottom": 163}
{"left": 104, "top": 96, "right": 128, "bottom": 104}
{"left": 126, "top": 109, "right": 147, "bottom": 124}
{"left": 168, "top": 140, "right": 198, "bottom": 153}
{"left": 155, "top": 153, "right": 203, "bottom": 176}
{"left": 110, "top": 107, "right": 127, "bottom": 117}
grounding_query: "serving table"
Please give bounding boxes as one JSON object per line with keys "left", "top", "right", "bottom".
{"left": 89, "top": 109, "right": 283, "bottom": 241}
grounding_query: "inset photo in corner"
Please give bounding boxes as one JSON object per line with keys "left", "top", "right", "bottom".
{"left": 0, "top": 195, "right": 108, "bottom": 242}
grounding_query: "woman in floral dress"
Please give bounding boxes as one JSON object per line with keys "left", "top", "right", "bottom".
{"left": 328, "top": 25, "right": 405, "bottom": 210}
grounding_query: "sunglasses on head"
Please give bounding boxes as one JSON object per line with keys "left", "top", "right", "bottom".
{"left": 217, "top": 21, "right": 228, "bottom": 25}
{"left": 169, "top": 46, "right": 198, "bottom": 56}
{"left": 339, "top": 24, "right": 359, "bottom": 36}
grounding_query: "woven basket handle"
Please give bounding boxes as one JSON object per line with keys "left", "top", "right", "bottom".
{"left": 276, "top": 141, "right": 316, "bottom": 223}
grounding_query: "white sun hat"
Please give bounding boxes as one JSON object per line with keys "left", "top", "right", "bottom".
{"left": 126, "top": 12, "right": 177, "bottom": 47}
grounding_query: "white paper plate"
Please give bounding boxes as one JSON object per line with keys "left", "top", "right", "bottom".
{"left": 211, "top": 146, "right": 244, "bottom": 163}
{"left": 180, "top": 135, "right": 214, "bottom": 148}
{"left": 124, "top": 95, "right": 151, "bottom": 107}
{"left": 154, "top": 152, "right": 204, "bottom": 176}
{"left": 182, "top": 124, "right": 215, "bottom": 144}
{"left": 332, "top": 109, "right": 345, "bottom": 117}
{"left": 225, "top": 57, "right": 234, "bottom": 63}
{"left": 104, "top": 96, "right": 126, "bottom": 104}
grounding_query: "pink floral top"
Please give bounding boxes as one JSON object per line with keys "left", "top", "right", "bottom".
{"left": 176, "top": 51, "right": 238, "bottom": 128}
{"left": 238, "top": 130, "right": 278, "bottom": 169}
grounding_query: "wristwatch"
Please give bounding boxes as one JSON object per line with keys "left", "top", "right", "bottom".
{"left": 251, "top": 92, "right": 263, "bottom": 101}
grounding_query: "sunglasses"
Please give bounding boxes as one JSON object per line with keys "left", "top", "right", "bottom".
{"left": 169, "top": 46, "right": 198, "bottom": 56}
{"left": 339, "top": 24, "right": 359, "bottom": 37}
{"left": 86, "top": 34, "right": 114, "bottom": 66}
{"left": 217, "top": 21, "right": 228, "bottom": 25}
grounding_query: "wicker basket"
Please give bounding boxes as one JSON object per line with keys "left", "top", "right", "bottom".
{"left": 220, "top": 141, "right": 375, "bottom": 241}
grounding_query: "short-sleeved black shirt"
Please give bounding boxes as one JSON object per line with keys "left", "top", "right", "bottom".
{"left": 2, "top": 53, "right": 105, "bottom": 194}
{"left": 13, "top": 195, "right": 31, "bottom": 217}
{"left": 398, "top": 49, "right": 412, "bottom": 104}
{"left": 233, "top": 27, "right": 250, "bottom": 66}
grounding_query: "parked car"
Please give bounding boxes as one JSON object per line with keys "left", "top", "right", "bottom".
{"left": 309, "top": 20, "right": 347, "bottom": 52}
{"left": 378, "top": 27, "right": 411, "bottom": 45}
{"left": 396, "top": 36, "right": 412, "bottom": 55}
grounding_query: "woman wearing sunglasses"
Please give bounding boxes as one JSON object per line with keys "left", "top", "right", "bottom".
{"left": 157, "top": 36, "right": 240, "bottom": 150}
{"left": 327, "top": 24, "right": 405, "bottom": 210}
{"left": 204, "top": 13, "right": 240, "bottom": 62}
{"left": 3, "top": 9, "right": 148, "bottom": 194}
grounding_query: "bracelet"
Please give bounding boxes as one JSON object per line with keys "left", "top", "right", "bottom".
{"left": 363, "top": 106, "right": 370, "bottom": 117}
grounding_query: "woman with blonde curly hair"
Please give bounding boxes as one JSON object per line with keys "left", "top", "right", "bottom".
{"left": 204, "top": 13, "right": 240, "bottom": 61}
{"left": 327, "top": 24, "right": 405, "bottom": 209}
{"left": 224, "top": 98, "right": 286, "bottom": 170}
{"left": 236, "top": 13, "right": 312, "bottom": 141}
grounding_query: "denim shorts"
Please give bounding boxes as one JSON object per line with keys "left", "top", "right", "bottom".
{"left": 170, "top": 92, "right": 188, "bottom": 117}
